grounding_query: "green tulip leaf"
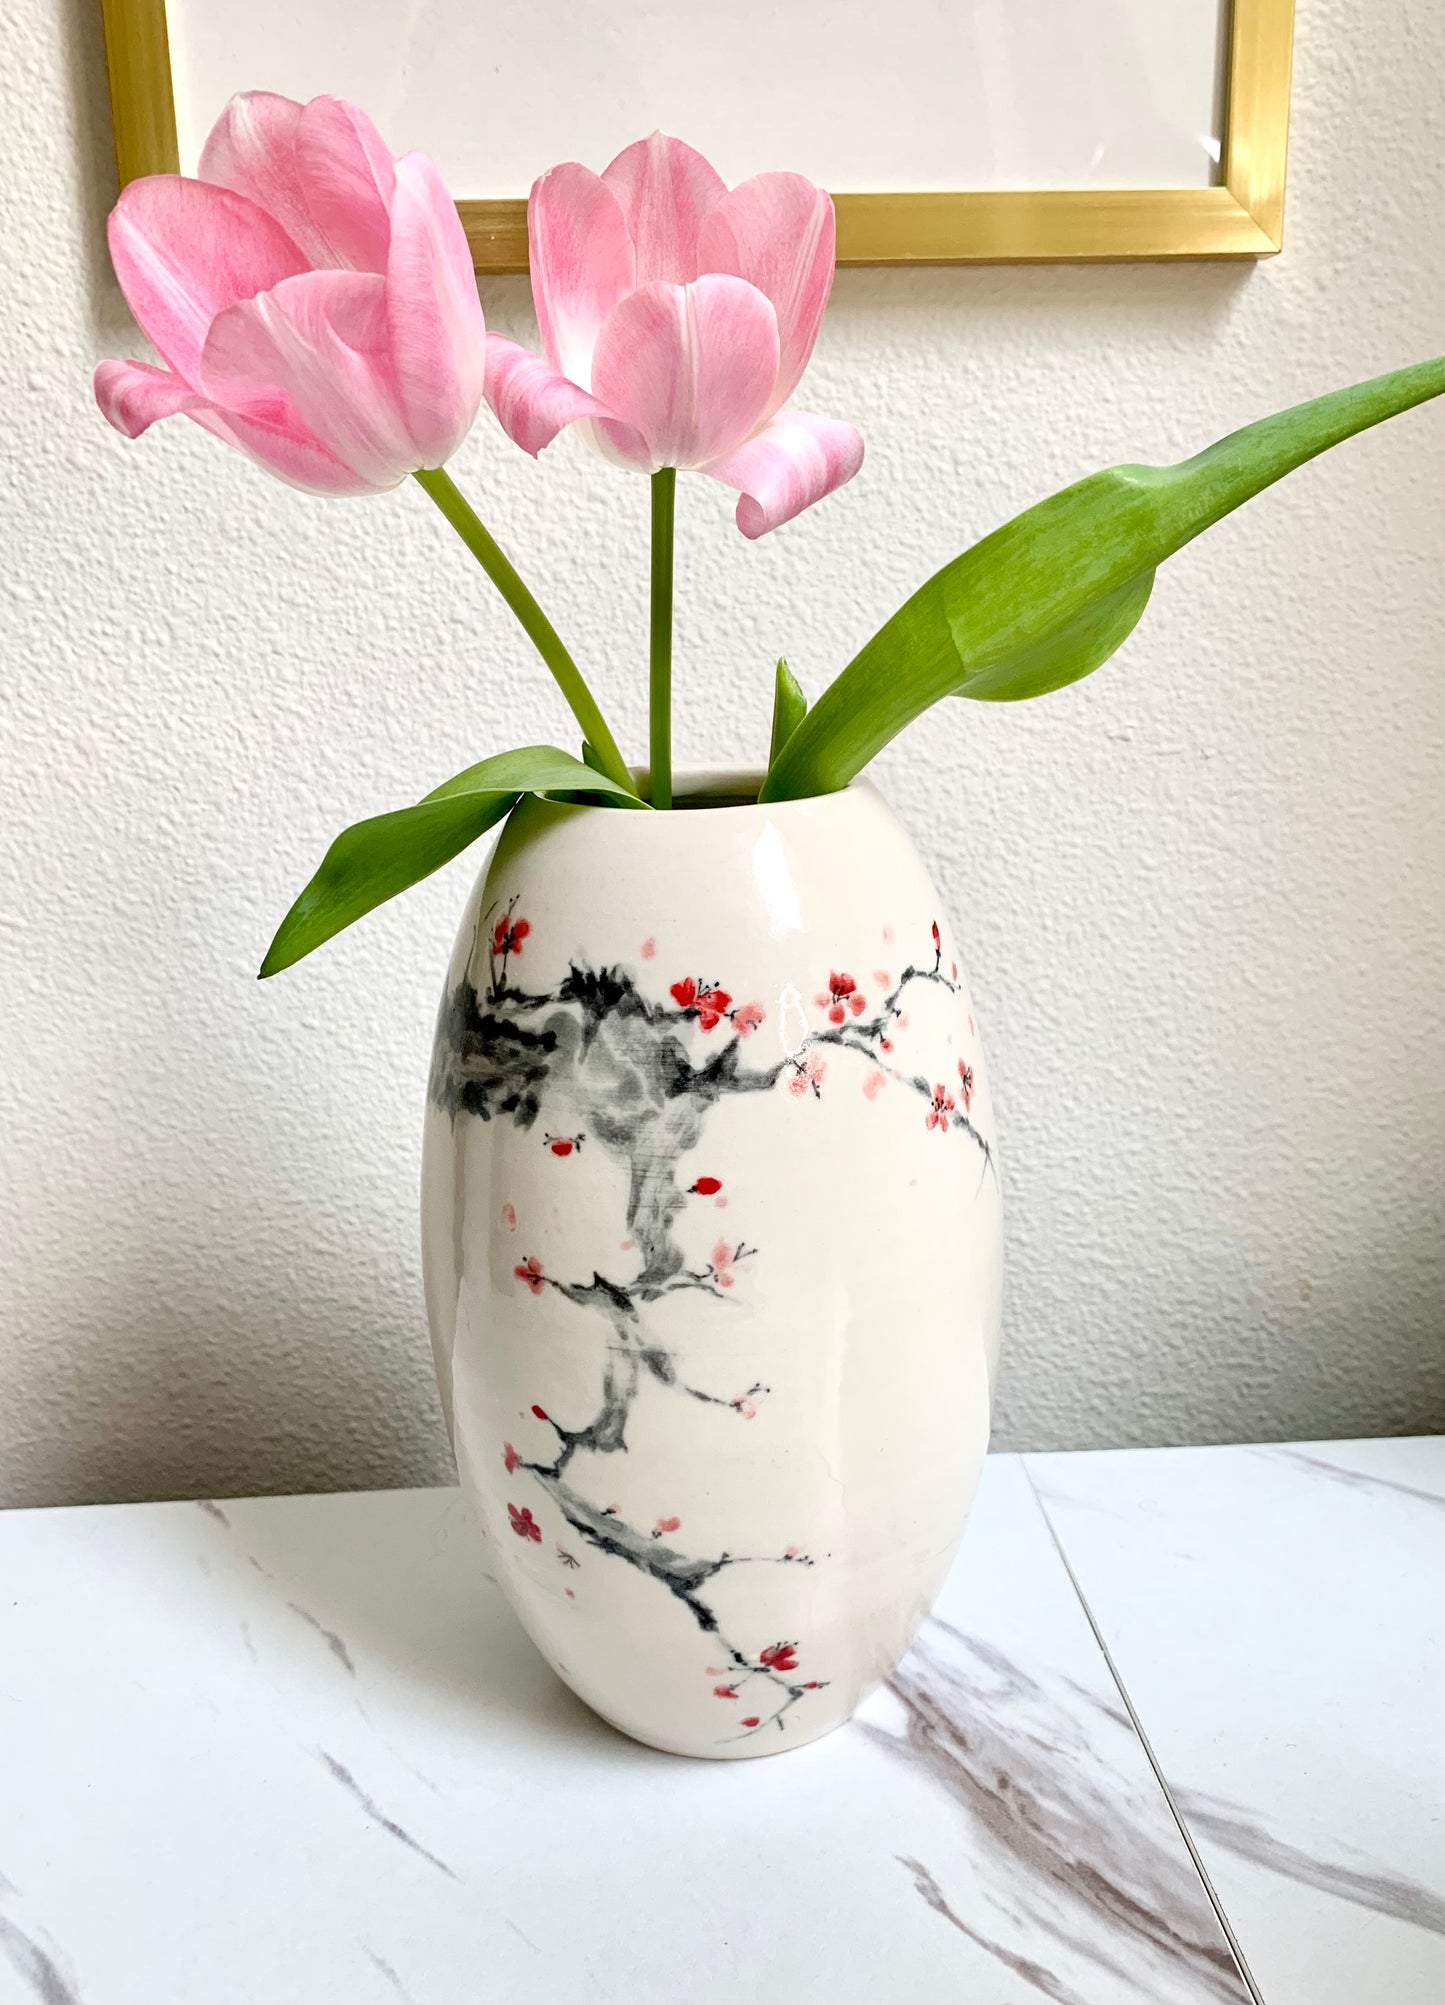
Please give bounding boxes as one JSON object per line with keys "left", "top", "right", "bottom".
{"left": 768, "top": 658, "right": 808, "bottom": 769}
{"left": 762, "top": 355, "right": 1445, "bottom": 801}
{"left": 260, "top": 745, "right": 642, "bottom": 977}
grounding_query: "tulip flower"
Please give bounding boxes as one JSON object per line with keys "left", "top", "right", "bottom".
{"left": 485, "top": 133, "right": 864, "bottom": 539}
{"left": 93, "top": 92, "right": 486, "bottom": 496}
{"left": 94, "top": 92, "right": 637, "bottom": 793}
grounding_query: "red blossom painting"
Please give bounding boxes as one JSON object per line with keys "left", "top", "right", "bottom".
{"left": 431, "top": 908, "right": 993, "bottom": 1743}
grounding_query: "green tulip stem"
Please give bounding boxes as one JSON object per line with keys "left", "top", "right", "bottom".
{"left": 648, "top": 467, "right": 677, "bottom": 809}
{"left": 413, "top": 467, "right": 635, "bottom": 797}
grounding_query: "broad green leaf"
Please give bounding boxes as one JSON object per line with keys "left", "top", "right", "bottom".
{"left": 761, "top": 356, "right": 1445, "bottom": 802}
{"left": 768, "top": 658, "right": 808, "bottom": 769}
{"left": 561, "top": 736, "right": 650, "bottom": 808}
{"left": 260, "top": 745, "right": 641, "bottom": 978}
{"left": 420, "top": 745, "right": 640, "bottom": 805}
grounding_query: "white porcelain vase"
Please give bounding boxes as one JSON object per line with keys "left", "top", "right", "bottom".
{"left": 422, "top": 773, "right": 1003, "bottom": 1758}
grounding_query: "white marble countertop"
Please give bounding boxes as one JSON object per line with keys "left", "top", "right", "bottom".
{"left": 0, "top": 1439, "right": 1439, "bottom": 2005}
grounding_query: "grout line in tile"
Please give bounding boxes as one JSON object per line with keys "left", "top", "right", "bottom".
{"left": 1019, "top": 1456, "right": 1267, "bottom": 2005}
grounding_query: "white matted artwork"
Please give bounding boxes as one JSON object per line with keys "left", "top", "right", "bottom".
{"left": 169, "top": 1, "right": 1226, "bottom": 195}
{"left": 100, "top": 0, "right": 1295, "bottom": 266}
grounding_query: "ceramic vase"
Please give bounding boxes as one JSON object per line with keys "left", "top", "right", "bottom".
{"left": 421, "top": 772, "right": 1003, "bottom": 1759}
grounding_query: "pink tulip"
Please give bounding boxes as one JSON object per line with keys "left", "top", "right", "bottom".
{"left": 94, "top": 93, "right": 486, "bottom": 496}
{"left": 485, "top": 134, "right": 863, "bottom": 537}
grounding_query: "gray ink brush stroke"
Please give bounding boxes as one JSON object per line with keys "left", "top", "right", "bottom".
{"left": 899, "top": 1855, "right": 1085, "bottom": 2005}
{"left": 315, "top": 1752, "right": 457, "bottom": 1880}
{"left": 288, "top": 1601, "right": 357, "bottom": 1675}
{"left": 864, "top": 1622, "right": 1249, "bottom": 2003}
{"left": 1261, "top": 1446, "right": 1445, "bottom": 1511}
{"left": 194, "top": 1498, "right": 231, "bottom": 1526}
{"left": 1175, "top": 1790, "right": 1445, "bottom": 1936}
{"left": 0, "top": 1912, "right": 82, "bottom": 2005}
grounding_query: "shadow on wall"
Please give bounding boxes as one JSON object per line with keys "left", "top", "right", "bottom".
{"left": 31, "top": 1234, "right": 456, "bottom": 1510}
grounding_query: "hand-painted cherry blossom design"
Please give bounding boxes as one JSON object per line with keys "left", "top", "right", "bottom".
{"left": 432, "top": 910, "right": 996, "bottom": 1748}
{"left": 816, "top": 970, "right": 867, "bottom": 1023}
{"left": 926, "top": 1084, "right": 957, "bottom": 1133}
{"left": 787, "top": 1051, "right": 827, "bottom": 1099}
{"left": 931, "top": 920, "right": 941, "bottom": 954}
{"left": 760, "top": 1641, "right": 799, "bottom": 1673}
{"left": 670, "top": 976, "right": 732, "bottom": 1031}
{"left": 730, "top": 1381, "right": 768, "bottom": 1419}
{"left": 493, "top": 910, "right": 531, "bottom": 957}
{"left": 712, "top": 1239, "right": 740, "bottom": 1288}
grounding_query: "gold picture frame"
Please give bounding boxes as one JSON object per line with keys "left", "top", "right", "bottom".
{"left": 99, "top": 0, "right": 1294, "bottom": 269}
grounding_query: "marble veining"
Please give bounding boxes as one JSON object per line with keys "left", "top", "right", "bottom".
{"left": 898, "top": 1854, "right": 1081, "bottom": 2005}
{"left": 1173, "top": 1787, "right": 1445, "bottom": 1937}
{"left": 290, "top": 1602, "right": 357, "bottom": 1674}
{"left": 361, "top": 1945, "right": 415, "bottom": 2002}
{"left": 863, "top": 1618, "right": 1248, "bottom": 2005}
{"left": 0, "top": 1898, "right": 82, "bottom": 2005}
{"left": 1262, "top": 1444, "right": 1445, "bottom": 1510}
{"left": 314, "top": 1753, "right": 459, "bottom": 1881}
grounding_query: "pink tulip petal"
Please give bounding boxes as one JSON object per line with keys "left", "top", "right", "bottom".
{"left": 295, "top": 94, "right": 398, "bottom": 272}
{"left": 93, "top": 356, "right": 209, "bottom": 436}
{"left": 107, "top": 175, "right": 309, "bottom": 383}
{"left": 199, "top": 92, "right": 321, "bottom": 266}
{"left": 485, "top": 334, "right": 647, "bottom": 465}
{"left": 601, "top": 133, "right": 726, "bottom": 285}
{"left": 199, "top": 270, "right": 415, "bottom": 490}
{"left": 94, "top": 356, "right": 365, "bottom": 494}
{"left": 699, "top": 174, "right": 835, "bottom": 411}
{"left": 590, "top": 275, "right": 779, "bottom": 471}
{"left": 527, "top": 164, "right": 635, "bottom": 385}
{"left": 385, "top": 152, "right": 486, "bottom": 465}
{"left": 189, "top": 404, "right": 377, "bottom": 494}
{"left": 701, "top": 410, "right": 864, "bottom": 537}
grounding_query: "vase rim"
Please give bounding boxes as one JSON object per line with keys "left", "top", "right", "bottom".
{"left": 615, "top": 766, "right": 876, "bottom": 816}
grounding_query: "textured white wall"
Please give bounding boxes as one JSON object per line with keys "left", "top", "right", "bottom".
{"left": 1, "top": 0, "right": 1442, "bottom": 1509}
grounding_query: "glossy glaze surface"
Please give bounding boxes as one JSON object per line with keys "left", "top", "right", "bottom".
{"left": 421, "top": 778, "right": 1004, "bottom": 1755}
